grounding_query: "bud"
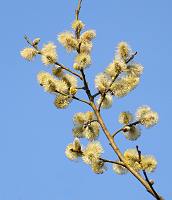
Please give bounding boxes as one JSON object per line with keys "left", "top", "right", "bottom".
{"left": 123, "top": 125, "right": 131, "bottom": 132}
{"left": 32, "top": 38, "right": 41, "bottom": 46}
{"left": 70, "top": 87, "right": 77, "bottom": 95}
{"left": 149, "top": 179, "right": 154, "bottom": 185}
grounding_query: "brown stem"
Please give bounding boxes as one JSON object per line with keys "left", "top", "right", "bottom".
{"left": 112, "top": 121, "right": 140, "bottom": 138}
{"left": 98, "top": 73, "right": 119, "bottom": 111}
{"left": 80, "top": 69, "right": 93, "bottom": 101}
{"left": 90, "top": 102, "right": 162, "bottom": 199}
{"left": 126, "top": 51, "right": 137, "bottom": 64}
{"left": 72, "top": 96, "right": 90, "bottom": 105}
{"left": 75, "top": 0, "right": 83, "bottom": 20}
{"left": 136, "top": 146, "right": 163, "bottom": 200}
{"left": 24, "top": 35, "right": 83, "bottom": 80}
{"left": 55, "top": 61, "right": 83, "bottom": 80}
{"left": 100, "top": 158, "right": 126, "bottom": 167}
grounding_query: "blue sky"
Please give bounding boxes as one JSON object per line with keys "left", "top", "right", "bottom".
{"left": 0, "top": 0, "right": 171, "bottom": 199}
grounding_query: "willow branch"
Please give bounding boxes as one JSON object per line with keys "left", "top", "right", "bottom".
{"left": 136, "top": 146, "right": 163, "bottom": 200}
{"left": 111, "top": 128, "right": 124, "bottom": 138}
{"left": 80, "top": 69, "right": 93, "bottom": 101}
{"left": 100, "top": 158, "right": 126, "bottom": 167}
{"left": 112, "top": 121, "right": 140, "bottom": 138}
{"left": 93, "top": 51, "right": 138, "bottom": 100}
{"left": 126, "top": 51, "right": 137, "bottom": 63}
{"left": 54, "top": 61, "right": 83, "bottom": 80}
{"left": 72, "top": 96, "right": 90, "bottom": 105}
{"left": 54, "top": 90, "right": 90, "bottom": 105}
{"left": 90, "top": 102, "right": 162, "bottom": 199}
{"left": 98, "top": 73, "right": 119, "bottom": 111}
{"left": 24, "top": 35, "right": 83, "bottom": 80}
{"left": 75, "top": 0, "right": 83, "bottom": 20}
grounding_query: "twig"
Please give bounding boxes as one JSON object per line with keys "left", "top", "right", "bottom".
{"left": 93, "top": 51, "right": 138, "bottom": 102}
{"left": 112, "top": 121, "right": 140, "bottom": 138}
{"left": 80, "top": 69, "right": 93, "bottom": 101}
{"left": 98, "top": 73, "right": 119, "bottom": 111}
{"left": 72, "top": 96, "right": 90, "bottom": 105}
{"left": 75, "top": 0, "right": 83, "bottom": 20}
{"left": 24, "top": 35, "right": 83, "bottom": 80}
{"left": 136, "top": 146, "right": 162, "bottom": 200}
{"left": 112, "top": 128, "right": 124, "bottom": 138}
{"left": 100, "top": 158, "right": 126, "bottom": 167}
{"left": 126, "top": 51, "right": 137, "bottom": 64}
{"left": 54, "top": 61, "right": 83, "bottom": 80}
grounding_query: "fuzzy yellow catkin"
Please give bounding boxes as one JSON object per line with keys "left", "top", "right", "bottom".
{"left": 73, "top": 126, "right": 84, "bottom": 138}
{"left": 110, "top": 75, "right": 140, "bottom": 97}
{"left": 91, "top": 159, "right": 106, "bottom": 174}
{"left": 72, "top": 20, "right": 85, "bottom": 31}
{"left": 74, "top": 53, "right": 91, "bottom": 69}
{"left": 127, "top": 64, "right": 144, "bottom": 77}
{"left": 37, "top": 71, "right": 52, "bottom": 86}
{"left": 105, "top": 59, "right": 127, "bottom": 77}
{"left": 54, "top": 95, "right": 71, "bottom": 109}
{"left": 73, "top": 111, "right": 99, "bottom": 140}
{"left": 124, "top": 149, "right": 142, "bottom": 171}
{"left": 80, "top": 40, "right": 93, "bottom": 53}
{"left": 81, "top": 30, "right": 96, "bottom": 41}
{"left": 140, "top": 111, "right": 159, "bottom": 128}
{"left": 62, "top": 74, "right": 78, "bottom": 88}
{"left": 65, "top": 139, "right": 82, "bottom": 160}
{"left": 82, "top": 141, "right": 104, "bottom": 165}
{"left": 58, "top": 32, "right": 78, "bottom": 52}
{"left": 37, "top": 71, "right": 68, "bottom": 93}
{"left": 123, "top": 125, "right": 141, "bottom": 141}
{"left": 95, "top": 73, "right": 111, "bottom": 93}
{"left": 116, "top": 41, "right": 131, "bottom": 61}
{"left": 52, "top": 66, "right": 64, "bottom": 78}
{"left": 37, "top": 72, "right": 57, "bottom": 92}
{"left": 136, "top": 106, "right": 159, "bottom": 128}
{"left": 20, "top": 48, "right": 38, "bottom": 61}
{"left": 112, "top": 162, "right": 128, "bottom": 175}
{"left": 97, "top": 93, "right": 113, "bottom": 109}
{"left": 41, "top": 43, "right": 57, "bottom": 65}
{"left": 83, "top": 121, "right": 100, "bottom": 141}
{"left": 69, "top": 87, "right": 78, "bottom": 96}
{"left": 141, "top": 156, "right": 157, "bottom": 172}
{"left": 73, "top": 111, "right": 95, "bottom": 125}
{"left": 118, "top": 111, "right": 133, "bottom": 124}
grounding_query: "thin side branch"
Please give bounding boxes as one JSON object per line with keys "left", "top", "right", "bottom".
{"left": 136, "top": 146, "right": 163, "bottom": 200}
{"left": 112, "top": 121, "right": 140, "bottom": 138}
{"left": 100, "top": 158, "right": 126, "bottom": 167}
{"left": 55, "top": 61, "right": 83, "bottom": 80}
{"left": 72, "top": 96, "right": 90, "bottom": 105}
{"left": 80, "top": 69, "right": 93, "bottom": 101}
{"left": 24, "top": 35, "right": 83, "bottom": 80}
{"left": 98, "top": 73, "right": 120, "bottom": 111}
{"left": 126, "top": 51, "right": 137, "bottom": 63}
{"left": 75, "top": 0, "right": 83, "bottom": 20}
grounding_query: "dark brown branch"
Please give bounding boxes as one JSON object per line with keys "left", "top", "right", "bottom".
{"left": 55, "top": 61, "right": 83, "bottom": 80}
{"left": 100, "top": 158, "right": 126, "bottom": 167}
{"left": 72, "top": 96, "right": 90, "bottom": 105}
{"left": 126, "top": 51, "right": 137, "bottom": 63}
{"left": 112, "top": 121, "right": 140, "bottom": 138}
{"left": 80, "top": 69, "right": 93, "bottom": 101}
{"left": 136, "top": 146, "right": 162, "bottom": 200}
{"left": 24, "top": 35, "right": 83, "bottom": 80}
{"left": 98, "top": 73, "right": 120, "bottom": 111}
{"left": 75, "top": 0, "right": 83, "bottom": 20}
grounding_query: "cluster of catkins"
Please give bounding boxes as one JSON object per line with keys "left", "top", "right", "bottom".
{"left": 65, "top": 106, "right": 158, "bottom": 174}
{"left": 20, "top": 19, "right": 159, "bottom": 174}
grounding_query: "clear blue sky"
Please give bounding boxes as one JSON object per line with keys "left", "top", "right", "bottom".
{"left": 0, "top": 0, "right": 171, "bottom": 199}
